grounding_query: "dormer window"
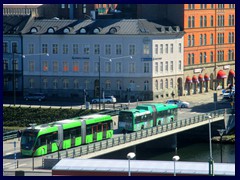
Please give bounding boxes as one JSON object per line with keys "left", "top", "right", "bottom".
{"left": 47, "top": 27, "right": 55, "bottom": 33}
{"left": 30, "top": 27, "right": 38, "bottom": 33}
{"left": 93, "top": 27, "right": 101, "bottom": 34}
{"left": 80, "top": 28, "right": 86, "bottom": 34}
{"left": 63, "top": 28, "right": 70, "bottom": 33}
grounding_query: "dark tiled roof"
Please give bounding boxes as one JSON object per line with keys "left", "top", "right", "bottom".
{"left": 3, "top": 15, "right": 31, "bottom": 34}
{"left": 20, "top": 18, "right": 183, "bottom": 35}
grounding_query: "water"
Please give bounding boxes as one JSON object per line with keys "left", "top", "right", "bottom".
{"left": 137, "top": 142, "right": 235, "bottom": 163}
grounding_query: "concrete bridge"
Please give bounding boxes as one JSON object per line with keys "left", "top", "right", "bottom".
{"left": 43, "top": 109, "right": 233, "bottom": 167}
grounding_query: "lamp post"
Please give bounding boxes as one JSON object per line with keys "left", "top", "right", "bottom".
{"left": 217, "top": 129, "right": 225, "bottom": 163}
{"left": 12, "top": 53, "right": 49, "bottom": 106}
{"left": 98, "top": 55, "right": 132, "bottom": 110}
{"left": 172, "top": 155, "right": 180, "bottom": 176}
{"left": 127, "top": 152, "right": 136, "bottom": 176}
{"left": 208, "top": 118, "right": 214, "bottom": 176}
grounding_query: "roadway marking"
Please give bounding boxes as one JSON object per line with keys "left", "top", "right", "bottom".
{"left": 18, "top": 163, "right": 27, "bottom": 167}
{"left": 4, "top": 162, "right": 11, "bottom": 166}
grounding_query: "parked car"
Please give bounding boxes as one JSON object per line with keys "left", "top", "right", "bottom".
{"left": 91, "top": 96, "right": 117, "bottom": 103}
{"left": 222, "top": 89, "right": 235, "bottom": 99}
{"left": 166, "top": 99, "right": 190, "bottom": 108}
{"left": 24, "top": 93, "right": 46, "bottom": 101}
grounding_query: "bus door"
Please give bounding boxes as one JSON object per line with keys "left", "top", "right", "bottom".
{"left": 102, "top": 123, "right": 108, "bottom": 139}
{"left": 92, "top": 125, "right": 98, "bottom": 141}
{"left": 46, "top": 136, "right": 52, "bottom": 154}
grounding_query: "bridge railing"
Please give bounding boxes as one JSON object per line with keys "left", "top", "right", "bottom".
{"left": 45, "top": 109, "right": 226, "bottom": 160}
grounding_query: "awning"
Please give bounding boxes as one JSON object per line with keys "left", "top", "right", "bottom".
{"left": 204, "top": 74, "right": 210, "bottom": 81}
{"left": 217, "top": 70, "right": 227, "bottom": 79}
{"left": 192, "top": 75, "right": 199, "bottom": 83}
{"left": 229, "top": 69, "right": 235, "bottom": 77}
{"left": 186, "top": 76, "right": 192, "bottom": 83}
{"left": 198, "top": 74, "right": 204, "bottom": 82}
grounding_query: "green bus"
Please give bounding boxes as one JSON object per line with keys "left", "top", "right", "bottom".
{"left": 21, "top": 114, "right": 113, "bottom": 157}
{"left": 118, "top": 103, "right": 178, "bottom": 132}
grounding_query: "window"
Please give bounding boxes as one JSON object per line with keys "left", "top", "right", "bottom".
{"left": 178, "top": 60, "right": 182, "bottom": 71}
{"left": 229, "top": 32, "right": 234, "bottom": 43}
{"left": 83, "top": 44, "right": 90, "bottom": 55}
{"left": 170, "top": 44, "right": 173, "bottom": 53}
{"left": 155, "top": 80, "right": 158, "bottom": 90}
{"left": 204, "top": 16, "right": 207, "bottom": 27}
{"left": 191, "top": 53, "right": 195, "bottom": 64}
{"left": 29, "top": 78, "right": 35, "bottom": 89}
{"left": 192, "top": 16, "right": 195, "bottom": 27}
{"left": 29, "top": 60, "right": 34, "bottom": 72}
{"left": 53, "top": 61, "right": 58, "bottom": 72}
{"left": 188, "top": 54, "right": 191, "bottom": 65}
{"left": 52, "top": 44, "right": 58, "bottom": 54}
{"left": 83, "top": 61, "right": 89, "bottom": 73}
{"left": 204, "top": 34, "right": 207, "bottom": 45}
{"left": 160, "top": 79, "right": 163, "bottom": 89}
{"left": 143, "top": 44, "right": 150, "bottom": 55}
{"left": 73, "top": 44, "right": 78, "bottom": 54}
{"left": 63, "top": 44, "right": 68, "bottom": 54}
{"left": 160, "top": 62, "right": 163, "bottom": 72}
{"left": 210, "top": 34, "right": 214, "bottom": 45}
{"left": 28, "top": 44, "right": 34, "bottom": 54}
{"left": 43, "top": 61, "right": 48, "bottom": 71}
{"left": 191, "top": 35, "right": 195, "bottom": 46}
{"left": 105, "top": 44, "right": 111, "bottom": 55}
{"left": 165, "top": 44, "right": 168, "bottom": 54}
{"left": 105, "top": 62, "right": 111, "bottom": 73}
{"left": 155, "top": 62, "right": 158, "bottom": 73}
{"left": 73, "top": 61, "right": 79, "bottom": 72}
{"left": 116, "top": 44, "right": 122, "bottom": 55}
{"left": 105, "top": 80, "right": 111, "bottom": 90}
{"left": 73, "top": 79, "right": 79, "bottom": 89}
{"left": 210, "top": 52, "right": 213, "bottom": 63}
{"left": 129, "top": 62, "right": 135, "bottom": 73}
{"left": 211, "top": 16, "right": 214, "bottom": 27}
{"left": 94, "top": 44, "right": 100, "bottom": 55}
{"left": 188, "top": 35, "right": 191, "bottom": 46}
{"left": 155, "top": 44, "right": 158, "bottom": 54}
{"left": 144, "top": 80, "right": 149, "bottom": 91}
{"left": 144, "top": 63, "right": 150, "bottom": 73}
{"left": 63, "top": 79, "right": 69, "bottom": 89}
{"left": 165, "top": 61, "right": 168, "bottom": 72}
{"left": 48, "top": 28, "right": 55, "bottom": 33}
{"left": 42, "top": 44, "right": 48, "bottom": 54}
{"left": 3, "top": 42, "right": 8, "bottom": 53}
{"left": 165, "top": 79, "right": 168, "bottom": 88}
{"left": 204, "top": 52, "right": 207, "bottom": 63}
{"left": 63, "top": 61, "right": 69, "bottom": 72}
{"left": 200, "top": 16, "right": 203, "bottom": 27}
{"left": 129, "top": 44, "right": 135, "bottom": 55}
{"left": 116, "top": 62, "right": 122, "bottom": 73}
{"left": 178, "top": 43, "right": 182, "bottom": 53}
{"left": 3, "top": 60, "right": 8, "bottom": 70}
{"left": 160, "top": 44, "right": 163, "bottom": 54}
{"left": 43, "top": 78, "right": 48, "bottom": 89}
{"left": 170, "top": 79, "right": 173, "bottom": 88}
{"left": 170, "top": 61, "right": 173, "bottom": 71}
{"left": 200, "top": 34, "right": 203, "bottom": 46}
{"left": 200, "top": 53, "right": 203, "bottom": 64}
{"left": 188, "top": 16, "right": 191, "bottom": 28}
{"left": 12, "top": 42, "right": 17, "bottom": 53}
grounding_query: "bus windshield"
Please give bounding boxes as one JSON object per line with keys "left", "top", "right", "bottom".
{"left": 119, "top": 111, "right": 133, "bottom": 123}
{"left": 21, "top": 129, "right": 39, "bottom": 150}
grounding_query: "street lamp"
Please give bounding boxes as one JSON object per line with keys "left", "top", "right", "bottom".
{"left": 12, "top": 53, "right": 49, "bottom": 106}
{"left": 217, "top": 129, "right": 225, "bottom": 163}
{"left": 172, "top": 155, "right": 180, "bottom": 176}
{"left": 208, "top": 118, "right": 214, "bottom": 176}
{"left": 127, "top": 152, "right": 135, "bottom": 176}
{"left": 98, "top": 55, "right": 132, "bottom": 110}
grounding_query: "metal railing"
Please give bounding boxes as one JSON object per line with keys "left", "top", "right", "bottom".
{"left": 45, "top": 109, "right": 227, "bottom": 160}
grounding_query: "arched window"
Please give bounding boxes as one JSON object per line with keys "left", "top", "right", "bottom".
{"left": 73, "top": 79, "right": 79, "bottom": 89}
{"left": 47, "top": 27, "right": 55, "bottom": 33}
{"left": 165, "top": 79, "right": 168, "bottom": 89}
{"left": 144, "top": 80, "right": 149, "bottom": 91}
{"left": 30, "top": 27, "right": 38, "bottom": 33}
{"left": 80, "top": 28, "right": 86, "bottom": 34}
{"left": 160, "top": 79, "right": 163, "bottom": 89}
{"left": 155, "top": 80, "right": 158, "bottom": 90}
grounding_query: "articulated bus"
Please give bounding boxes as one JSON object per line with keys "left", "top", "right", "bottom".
{"left": 20, "top": 114, "right": 113, "bottom": 157}
{"left": 118, "top": 103, "right": 178, "bottom": 132}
